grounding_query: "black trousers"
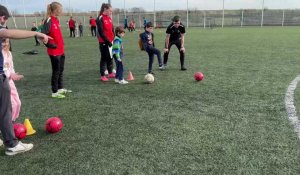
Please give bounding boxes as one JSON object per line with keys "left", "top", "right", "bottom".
{"left": 34, "top": 36, "right": 40, "bottom": 46}
{"left": 49, "top": 55, "right": 65, "bottom": 93}
{"left": 146, "top": 46, "right": 162, "bottom": 73}
{"left": 99, "top": 43, "right": 113, "bottom": 76}
{"left": 163, "top": 40, "right": 185, "bottom": 67}
{"left": 70, "top": 27, "right": 75, "bottom": 37}
{"left": 91, "top": 26, "right": 96, "bottom": 36}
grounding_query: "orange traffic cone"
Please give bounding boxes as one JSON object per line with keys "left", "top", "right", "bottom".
{"left": 24, "top": 118, "right": 36, "bottom": 135}
{"left": 127, "top": 71, "right": 134, "bottom": 81}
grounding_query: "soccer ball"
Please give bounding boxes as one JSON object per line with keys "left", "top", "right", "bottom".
{"left": 194, "top": 72, "right": 204, "bottom": 81}
{"left": 144, "top": 73, "right": 154, "bottom": 84}
{"left": 13, "top": 123, "right": 27, "bottom": 139}
{"left": 45, "top": 117, "right": 63, "bottom": 133}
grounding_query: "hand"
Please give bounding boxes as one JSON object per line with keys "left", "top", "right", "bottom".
{"left": 36, "top": 33, "right": 52, "bottom": 44}
{"left": 180, "top": 47, "right": 185, "bottom": 53}
{"left": 117, "top": 58, "right": 122, "bottom": 62}
{"left": 44, "top": 41, "right": 57, "bottom": 49}
{"left": 148, "top": 40, "right": 153, "bottom": 45}
{"left": 11, "top": 73, "right": 24, "bottom": 81}
{"left": 105, "top": 41, "right": 112, "bottom": 47}
{"left": 164, "top": 48, "right": 169, "bottom": 53}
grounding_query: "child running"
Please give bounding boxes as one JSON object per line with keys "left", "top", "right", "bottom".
{"left": 2, "top": 38, "right": 23, "bottom": 122}
{"left": 112, "top": 26, "right": 128, "bottom": 84}
{"left": 140, "top": 22, "right": 164, "bottom": 74}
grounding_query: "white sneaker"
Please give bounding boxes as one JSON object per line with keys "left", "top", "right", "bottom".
{"left": 5, "top": 141, "right": 33, "bottom": 156}
{"left": 51, "top": 92, "right": 65, "bottom": 99}
{"left": 58, "top": 88, "right": 72, "bottom": 94}
{"left": 114, "top": 79, "right": 120, "bottom": 83}
{"left": 0, "top": 139, "right": 3, "bottom": 147}
{"left": 159, "top": 65, "right": 165, "bottom": 70}
{"left": 119, "top": 79, "right": 128, "bottom": 84}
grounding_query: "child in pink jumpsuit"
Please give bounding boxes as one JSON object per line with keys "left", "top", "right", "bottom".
{"left": 2, "top": 38, "right": 23, "bottom": 121}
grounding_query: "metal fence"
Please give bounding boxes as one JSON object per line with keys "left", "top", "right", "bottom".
{"left": 6, "top": 9, "right": 300, "bottom": 29}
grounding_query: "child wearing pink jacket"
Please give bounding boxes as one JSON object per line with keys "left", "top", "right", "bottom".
{"left": 2, "top": 38, "right": 23, "bottom": 121}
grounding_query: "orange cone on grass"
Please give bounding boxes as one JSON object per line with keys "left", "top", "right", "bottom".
{"left": 127, "top": 71, "right": 134, "bottom": 81}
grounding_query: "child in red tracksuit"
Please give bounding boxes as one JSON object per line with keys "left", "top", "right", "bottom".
{"left": 96, "top": 3, "right": 115, "bottom": 82}
{"left": 42, "top": 2, "right": 72, "bottom": 98}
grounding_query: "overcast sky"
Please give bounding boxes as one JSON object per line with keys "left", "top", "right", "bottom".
{"left": 3, "top": 0, "right": 300, "bottom": 14}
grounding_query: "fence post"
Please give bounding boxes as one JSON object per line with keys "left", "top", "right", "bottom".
{"left": 261, "top": 0, "right": 264, "bottom": 27}
{"left": 241, "top": 10, "right": 244, "bottom": 27}
{"left": 222, "top": 0, "right": 224, "bottom": 28}
{"left": 117, "top": 13, "right": 120, "bottom": 27}
{"left": 83, "top": 16, "right": 86, "bottom": 27}
{"left": 282, "top": 10, "right": 285, "bottom": 27}
{"left": 203, "top": 11, "right": 206, "bottom": 29}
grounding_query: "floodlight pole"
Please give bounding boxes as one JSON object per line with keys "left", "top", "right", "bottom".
{"left": 69, "top": 0, "right": 72, "bottom": 16}
{"left": 44, "top": 0, "right": 47, "bottom": 16}
{"left": 124, "top": 0, "right": 126, "bottom": 17}
{"left": 261, "top": 0, "right": 264, "bottom": 27}
{"left": 222, "top": 0, "right": 224, "bottom": 28}
{"left": 5, "top": 0, "right": 17, "bottom": 28}
{"left": 186, "top": 0, "right": 189, "bottom": 28}
{"left": 22, "top": 0, "right": 27, "bottom": 29}
{"left": 154, "top": 0, "right": 156, "bottom": 28}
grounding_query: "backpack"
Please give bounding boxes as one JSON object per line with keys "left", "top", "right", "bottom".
{"left": 138, "top": 33, "right": 154, "bottom": 51}
{"left": 138, "top": 33, "right": 144, "bottom": 51}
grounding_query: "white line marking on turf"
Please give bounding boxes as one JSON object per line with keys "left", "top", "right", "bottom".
{"left": 285, "top": 75, "right": 300, "bottom": 139}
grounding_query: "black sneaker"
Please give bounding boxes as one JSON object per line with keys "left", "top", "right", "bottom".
{"left": 181, "top": 66, "right": 187, "bottom": 71}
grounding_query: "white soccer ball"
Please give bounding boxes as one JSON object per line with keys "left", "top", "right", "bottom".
{"left": 144, "top": 73, "right": 154, "bottom": 84}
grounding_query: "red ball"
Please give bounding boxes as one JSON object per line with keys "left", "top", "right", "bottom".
{"left": 45, "top": 117, "right": 63, "bottom": 133}
{"left": 13, "top": 123, "right": 27, "bottom": 139}
{"left": 194, "top": 72, "right": 204, "bottom": 81}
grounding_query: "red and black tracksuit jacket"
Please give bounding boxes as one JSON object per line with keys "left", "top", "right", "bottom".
{"left": 96, "top": 14, "right": 114, "bottom": 44}
{"left": 42, "top": 16, "right": 64, "bottom": 56}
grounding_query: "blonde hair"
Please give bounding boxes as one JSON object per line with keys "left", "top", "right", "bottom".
{"left": 46, "top": 2, "right": 62, "bottom": 17}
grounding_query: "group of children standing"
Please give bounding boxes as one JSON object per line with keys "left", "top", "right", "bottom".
{"left": 3, "top": 2, "right": 187, "bottom": 121}
{"left": 0, "top": 1, "right": 187, "bottom": 156}
{"left": 97, "top": 4, "right": 186, "bottom": 84}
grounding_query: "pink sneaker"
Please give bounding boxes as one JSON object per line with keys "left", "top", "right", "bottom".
{"left": 100, "top": 76, "right": 109, "bottom": 82}
{"left": 108, "top": 73, "right": 115, "bottom": 78}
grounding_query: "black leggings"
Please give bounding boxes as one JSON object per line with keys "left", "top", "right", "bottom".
{"left": 99, "top": 43, "right": 113, "bottom": 76}
{"left": 49, "top": 55, "right": 65, "bottom": 93}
